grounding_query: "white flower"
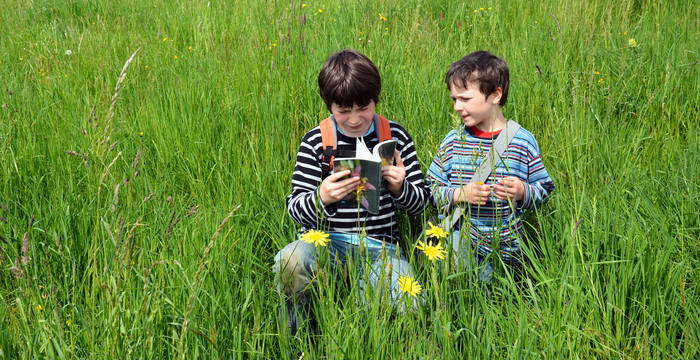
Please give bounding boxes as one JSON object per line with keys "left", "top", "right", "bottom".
{"left": 65, "top": 49, "right": 72, "bottom": 55}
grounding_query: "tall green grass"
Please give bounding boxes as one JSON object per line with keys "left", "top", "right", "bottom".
{"left": 0, "top": 0, "right": 698, "bottom": 358}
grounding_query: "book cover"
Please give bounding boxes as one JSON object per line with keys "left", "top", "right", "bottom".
{"left": 333, "top": 138, "right": 396, "bottom": 214}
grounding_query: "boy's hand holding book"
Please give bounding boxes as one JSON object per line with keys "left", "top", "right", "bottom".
{"left": 319, "top": 170, "right": 361, "bottom": 206}
{"left": 381, "top": 150, "right": 405, "bottom": 197}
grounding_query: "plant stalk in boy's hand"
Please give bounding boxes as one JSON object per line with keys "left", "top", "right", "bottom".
{"left": 492, "top": 176, "right": 525, "bottom": 202}
{"left": 319, "top": 170, "right": 361, "bottom": 205}
{"left": 453, "top": 182, "right": 492, "bottom": 205}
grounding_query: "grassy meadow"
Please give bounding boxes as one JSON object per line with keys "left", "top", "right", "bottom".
{"left": 1, "top": 0, "right": 698, "bottom": 358}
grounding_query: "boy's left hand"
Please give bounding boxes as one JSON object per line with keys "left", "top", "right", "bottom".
{"left": 382, "top": 150, "right": 405, "bottom": 197}
{"left": 493, "top": 176, "right": 525, "bottom": 202}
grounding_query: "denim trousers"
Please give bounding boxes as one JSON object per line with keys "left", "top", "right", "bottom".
{"left": 272, "top": 232, "right": 416, "bottom": 334}
{"left": 449, "top": 229, "right": 494, "bottom": 283}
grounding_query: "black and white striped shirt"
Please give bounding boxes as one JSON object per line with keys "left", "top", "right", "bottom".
{"left": 286, "top": 118, "right": 429, "bottom": 242}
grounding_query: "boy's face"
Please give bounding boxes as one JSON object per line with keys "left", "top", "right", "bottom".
{"left": 330, "top": 100, "right": 376, "bottom": 137}
{"left": 449, "top": 82, "right": 502, "bottom": 131}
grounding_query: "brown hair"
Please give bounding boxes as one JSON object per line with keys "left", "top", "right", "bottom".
{"left": 445, "top": 50, "right": 509, "bottom": 106}
{"left": 318, "top": 49, "right": 381, "bottom": 111}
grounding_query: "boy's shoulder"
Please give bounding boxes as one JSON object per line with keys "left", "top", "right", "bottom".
{"left": 299, "top": 124, "right": 324, "bottom": 144}
{"left": 509, "top": 122, "right": 544, "bottom": 154}
{"left": 385, "top": 117, "right": 413, "bottom": 141}
{"left": 511, "top": 122, "right": 538, "bottom": 144}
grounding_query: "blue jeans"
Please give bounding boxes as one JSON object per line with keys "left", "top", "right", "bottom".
{"left": 450, "top": 229, "right": 493, "bottom": 284}
{"left": 273, "top": 232, "right": 416, "bottom": 334}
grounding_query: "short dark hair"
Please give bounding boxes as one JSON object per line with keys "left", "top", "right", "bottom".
{"left": 445, "top": 50, "right": 509, "bottom": 106}
{"left": 318, "top": 49, "right": 381, "bottom": 111}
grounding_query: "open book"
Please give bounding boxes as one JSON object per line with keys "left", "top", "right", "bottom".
{"left": 333, "top": 137, "right": 397, "bottom": 214}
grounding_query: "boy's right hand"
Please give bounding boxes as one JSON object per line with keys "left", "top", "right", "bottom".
{"left": 453, "top": 182, "right": 492, "bottom": 205}
{"left": 319, "top": 170, "right": 361, "bottom": 206}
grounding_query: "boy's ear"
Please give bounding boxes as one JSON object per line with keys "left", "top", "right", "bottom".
{"left": 490, "top": 87, "right": 503, "bottom": 104}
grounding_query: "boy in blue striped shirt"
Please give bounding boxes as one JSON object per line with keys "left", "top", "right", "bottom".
{"left": 427, "top": 51, "right": 555, "bottom": 283}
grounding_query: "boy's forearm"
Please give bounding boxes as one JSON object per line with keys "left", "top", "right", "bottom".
{"left": 394, "top": 179, "right": 429, "bottom": 215}
{"left": 286, "top": 189, "right": 332, "bottom": 228}
{"left": 520, "top": 180, "right": 555, "bottom": 210}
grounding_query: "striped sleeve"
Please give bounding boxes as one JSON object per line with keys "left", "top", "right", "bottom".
{"left": 518, "top": 132, "right": 555, "bottom": 210}
{"left": 426, "top": 130, "right": 459, "bottom": 211}
{"left": 285, "top": 127, "right": 331, "bottom": 228}
{"left": 390, "top": 122, "right": 430, "bottom": 216}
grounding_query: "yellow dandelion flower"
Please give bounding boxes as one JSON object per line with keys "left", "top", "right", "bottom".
{"left": 162, "top": 37, "right": 167, "bottom": 42}
{"left": 188, "top": 46, "right": 193, "bottom": 50}
{"left": 300, "top": 229, "right": 330, "bottom": 247}
{"left": 488, "top": 7, "right": 492, "bottom": 10}
{"left": 19, "top": 57, "right": 23, "bottom": 61}
{"left": 594, "top": 71, "right": 600, "bottom": 75}
{"left": 379, "top": 13, "right": 388, "bottom": 22}
{"left": 425, "top": 222, "right": 449, "bottom": 239}
{"left": 145, "top": 65, "right": 149, "bottom": 69}
{"left": 317, "top": 8, "right": 322, "bottom": 13}
{"left": 628, "top": 38, "right": 638, "bottom": 48}
{"left": 174, "top": 55, "right": 178, "bottom": 59}
{"left": 66, "top": 320, "right": 71, "bottom": 327}
{"left": 398, "top": 276, "right": 421, "bottom": 297}
{"left": 473, "top": 9, "right": 478, "bottom": 13}
{"left": 416, "top": 240, "right": 447, "bottom": 261}
{"left": 301, "top": 3, "right": 307, "bottom": 8}
{"left": 139, "top": 131, "right": 144, "bottom": 137}
{"left": 36, "top": 304, "right": 43, "bottom": 311}
{"left": 480, "top": 7, "right": 484, "bottom": 10}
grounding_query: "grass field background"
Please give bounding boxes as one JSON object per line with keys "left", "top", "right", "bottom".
{"left": 1, "top": 0, "right": 698, "bottom": 358}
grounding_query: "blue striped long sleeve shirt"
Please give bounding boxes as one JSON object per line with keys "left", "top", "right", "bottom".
{"left": 426, "top": 124, "right": 555, "bottom": 261}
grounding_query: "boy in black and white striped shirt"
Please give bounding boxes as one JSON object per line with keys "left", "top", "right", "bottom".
{"left": 274, "top": 49, "right": 429, "bottom": 335}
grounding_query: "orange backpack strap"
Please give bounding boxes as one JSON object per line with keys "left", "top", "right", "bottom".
{"left": 375, "top": 114, "right": 392, "bottom": 142}
{"left": 319, "top": 115, "right": 392, "bottom": 177}
{"left": 319, "top": 117, "right": 336, "bottom": 174}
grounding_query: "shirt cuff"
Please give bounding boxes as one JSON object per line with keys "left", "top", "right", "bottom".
{"left": 518, "top": 182, "right": 532, "bottom": 210}
{"left": 391, "top": 179, "right": 409, "bottom": 202}
{"left": 315, "top": 187, "right": 337, "bottom": 217}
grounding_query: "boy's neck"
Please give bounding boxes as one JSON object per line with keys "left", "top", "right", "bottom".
{"left": 474, "top": 109, "right": 506, "bottom": 133}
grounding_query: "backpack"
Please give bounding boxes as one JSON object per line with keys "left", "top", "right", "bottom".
{"left": 319, "top": 115, "right": 393, "bottom": 177}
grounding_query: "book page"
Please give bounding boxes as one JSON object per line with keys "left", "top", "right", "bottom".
{"left": 332, "top": 158, "right": 382, "bottom": 214}
{"left": 354, "top": 137, "right": 374, "bottom": 161}
{"left": 373, "top": 140, "right": 396, "bottom": 166}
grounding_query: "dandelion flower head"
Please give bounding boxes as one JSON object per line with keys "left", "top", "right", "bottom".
{"left": 300, "top": 229, "right": 330, "bottom": 247}
{"left": 425, "top": 222, "right": 448, "bottom": 239}
{"left": 416, "top": 240, "right": 447, "bottom": 261}
{"left": 398, "top": 276, "right": 421, "bottom": 297}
